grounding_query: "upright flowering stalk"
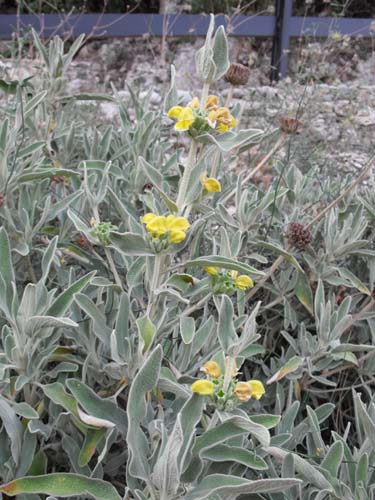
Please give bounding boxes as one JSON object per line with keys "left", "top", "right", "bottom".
{"left": 165, "top": 15, "right": 230, "bottom": 214}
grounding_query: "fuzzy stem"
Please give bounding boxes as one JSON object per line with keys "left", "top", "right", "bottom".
{"left": 147, "top": 253, "right": 164, "bottom": 316}
{"left": 200, "top": 82, "right": 210, "bottom": 109}
{"left": 223, "top": 356, "right": 235, "bottom": 392}
{"left": 176, "top": 140, "right": 198, "bottom": 212}
{"left": 210, "top": 149, "right": 221, "bottom": 179}
{"left": 225, "top": 85, "right": 234, "bottom": 107}
{"left": 104, "top": 247, "right": 123, "bottom": 289}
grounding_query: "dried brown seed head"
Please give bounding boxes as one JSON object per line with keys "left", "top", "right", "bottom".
{"left": 279, "top": 116, "right": 302, "bottom": 134}
{"left": 285, "top": 222, "right": 312, "bottom": 250}
{"left": 224, "top": 63, "right": 250, "bottom": 86}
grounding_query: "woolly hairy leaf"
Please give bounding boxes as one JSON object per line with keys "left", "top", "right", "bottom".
{"left": 0, "top": 474, "right": 121, "bottom": 500}
{"left": 127, "top": 345, "right": 163, "bottom": 483}
{"left": 185, "top": 475, "right": 302, "bottom": 500}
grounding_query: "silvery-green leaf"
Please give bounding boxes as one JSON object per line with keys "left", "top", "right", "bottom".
{"left": 127, "top": 345, "right": 163, "bottom": 483}
{"left": 164, "top": 64, "right": 178, "bottom": 111}
{"left": 264, "top": 447, "right": 333, "bottom": 491}
{"left": 201, "top": 444, "right": 268, "bottom": 470}
{"left": 193, "top": 415, "right": 270, "bottom": 452}
{"left": 217, "top": 295, "right": 238, "bottom": 353}
{"left": 25, "top": 316, "right": 78, "bottom": 336}
{"left": 180, "top": 316, "right": 196, "bottom": 345}
{"left": 0, "top": 473, "right": 121, "bottom": 500}
{"left": 267, "top": 356, "right": 304, "bottom": 384}
{"left": 180, "top": 255, "right": 265, "bottom": 277}
{"left": 320, "top": 441, "right": 343, "bottom": 477}
{"left": 152, "top": 415, "right": 183, "bottom": 496}
{"left": 185, "top": 475, "right": 302, "bottom": 500}
{"left": 66, "top": 379, "right": 127, "bottom": 435}
{"left": 78, "top": 428, "right": 107, "bottom": 467}
{"left": 47, "top": 271, "right": 96, "bottom": 317}
{"left": 110, "top": 231, "right": 154, "bottom": 256}
{"left": 197, "top": 128, "right": 263, "bottom": 152}
{"left": 137, "top": 314, "right": 156, "bottom": 353}
{"left": 211, "top": 25, "right": 229, "bottom": 80}
{"left": 12, "top": 403, "right": 39, "bottom": 420}
{"left": 0, "top": 395, "right": 22, "bottom": 464}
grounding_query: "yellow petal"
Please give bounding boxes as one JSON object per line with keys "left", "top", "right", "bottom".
{"left": 205, "top": 95, "right": 219, "bottom": 109}
{"left": 168, "top": 106, "right": 183, "bottom": 119}
{"left": 205, "top": 266, "right": 219, "bottom": 276}
{"left": 141, "top": 212, "right": 157, "bottom": 224}
{"left": 169, "top": 230, "right": 186, "bottom": 244}
{"left": 191, "top": 379, "right": 215, "bottom": 396}
{"left": 235, "top": 275, "right": 254, "bottom": 290}
{"left": 146, "top": 216, "right": 168, "bottom": 236}
{"left": 202, "top": 177, "right": 221, "bottom": 193}
{"left": 234, "top": 381, "right": 252, "bottom": 402}
{"left": 167, "top": 216, "right": 190, "bottom": 232}
{"left": 247, "top": 380, "right": 265, "bottom": 400}
{"left": 201, "top": 361, "right": 221, "bottom": 378}
{"left": 175, "top": 119, "right": 194, "bottom": 131}
{"left": 218, "top": 123, "right": 229, "bottom": 133}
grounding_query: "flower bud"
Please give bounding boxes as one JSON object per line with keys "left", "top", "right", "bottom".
{"left": 201, "top": 361, "right": 221, "bottom": 378}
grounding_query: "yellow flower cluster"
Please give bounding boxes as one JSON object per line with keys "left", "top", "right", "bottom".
{"left": 167, "top": 95, "right": 236, "bottom": 134}
{"left": 141, "top": 213, "right": 190, "bottom": 244}
{"left": 204, "top": 267, "right": 254, "bottom": 291}
{"left": 191, "top": 359, "right": 265, "bottom": 403}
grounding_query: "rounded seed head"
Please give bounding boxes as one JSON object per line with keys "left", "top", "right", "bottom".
{"left": 224, "top": 63, "right": 250, "bottom": 86}
{"left": 285, "top": 222, "right": 312, "bottom": 250}
{"left": 279, "top": 116, "right": 302, "bottom": 134}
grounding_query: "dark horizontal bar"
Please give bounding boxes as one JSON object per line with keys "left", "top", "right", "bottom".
{"left": 0, "top": 13, "right": 276, "bottom": 39}
{"left": 0, "top": 13, "right": 373, "bottom": 40}
{"left": 290, "top": 16, "right": 375, "bottom": 37}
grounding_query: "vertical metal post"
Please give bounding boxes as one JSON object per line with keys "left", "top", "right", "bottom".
{"left": 271, "top": 0, "right": 293, "bottom": 81}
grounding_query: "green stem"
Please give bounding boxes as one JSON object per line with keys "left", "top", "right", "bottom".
{"left": 176, "top": 140, "right": 198, "bottom": 213}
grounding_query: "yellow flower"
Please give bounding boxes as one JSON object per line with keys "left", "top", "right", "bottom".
{"left": 189, "top": 96, "right": 200, "bottom": 109}
{"left": 191, "top": 379, "right": 215, "bottom": 396}
{"left": 205, "top": 95, "right": 219, "bottom": 109}
{"left": 218, "top": 115, "right": 236, "bottom": 133}
{"left": 141, "top": 213, "right": 190, "bottom": 244}
{"left": 234, "top": 275, "right": 254, "bottom": 291}
{"left": 234, "top": 382, "right": 252, "bottom": 402}
{"left": 247, "top": 380, "right": 265, "bottom": 400}
{"left": 200, "top": 174, "right": 222, "bottom": 193}
{"left": 205, "top": 266, "right": 219, "bottom": 276}
{"left": 201, "top": 361, "right": 221, "bottom": 378}
{"left": 206, "top": 107, "right": 236, "bottom": 133}
{"left": 168, "top": 106, "right": 195, "bottom": 131}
